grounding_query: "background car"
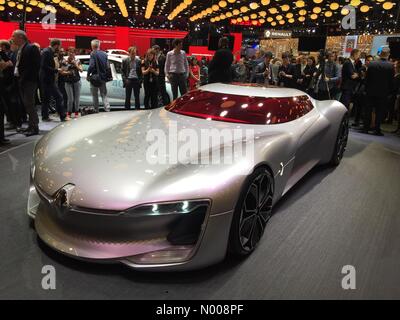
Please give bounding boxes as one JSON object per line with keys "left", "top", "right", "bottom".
{"left": 76, "top": 54, "right": 173, "bottom": 108}
{"left": 105, "top": 49, "right": 129, "bottom": 59}
{"left": 28, "top": 83, "right": 348, "bottom": 271}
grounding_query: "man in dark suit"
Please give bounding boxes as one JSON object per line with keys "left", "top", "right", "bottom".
{"left": 278, "top": 52, "right": 296, "bottom": 88}
{"left": 40, "top": 39, "right": 65, "bottom": 122}
{"left": 153, "top": 45, "right": 170, "bottom": 106}
{"left": 0, "top": 49, "right": 13, "bottom": 145}
{"left": 121, "top": 46, "right": 142, "bottom": 110}
{"left": 363, "top": 48, "right": 394, "bottom": 136}
{"left": 208, "top": 37, "right": 234, "bottom": 84}
{"left": 254, "top": 51, "right": 273, "bottom": 85}
{"left": 340, "top": 49, "right": 361, "bottom": 109}
{"left": 11, "top": 30, "right": 41, "bottom": 136}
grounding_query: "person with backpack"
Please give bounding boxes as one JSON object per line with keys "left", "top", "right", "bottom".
{"left": 87, "top": 39, "right": 111, "bottom": 113}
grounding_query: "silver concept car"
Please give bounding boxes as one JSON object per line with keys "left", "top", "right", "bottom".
{"left": 28, "top": 83, "right": 349, "bottom": 271}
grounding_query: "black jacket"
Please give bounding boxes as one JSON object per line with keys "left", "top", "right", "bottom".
{"left": 365, "top": 59, "right": 394, "bottom": 98}
{"left": 40, "top": 47, "right": 59, "bottom": 84}
{"left": 341, "top": 59, "right": 359, "bottom": 91}
{"left": 302, "top": 64, "right": 317, "bottom": 90}
{"left": 17, "top": 43, "right": 41, "bottom": 83}
{"left": 208, "top": 48, "right": 234, "bottom": 84}
{"left": 122, "top": 56, "right": 143, "bottom": 85}
{"left": 87, "top": 50, "right": 109, "bottom": 82}
{"left": 0, "top": 51, "right": 13, "bottom": 85}
{"left": 157, "top": 53, "right": 167, "bottom": 78}
{"left": 278, "top": 63, "right": 296, "bottom": 88}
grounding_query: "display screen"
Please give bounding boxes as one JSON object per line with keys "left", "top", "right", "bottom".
{"left": 75, "top": 36, "right": 97, "bottom": 50}
{"left": 298, "top": 36, "right": 327, "bottom": 52}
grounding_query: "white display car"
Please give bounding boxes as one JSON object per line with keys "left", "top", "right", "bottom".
{"left": 105, "top": 49, "right": 129, "bottom": 59}
{"left": 76, "top": 54, "right": 173, "bottom": 108}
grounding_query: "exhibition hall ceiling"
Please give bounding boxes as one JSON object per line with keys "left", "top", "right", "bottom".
{"left": 0, "top": 0, "right": 398, "bottom": 32}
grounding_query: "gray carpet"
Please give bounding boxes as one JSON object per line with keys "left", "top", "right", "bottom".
{"left": 0, "top": 131, "right": 400, "bottom": 300}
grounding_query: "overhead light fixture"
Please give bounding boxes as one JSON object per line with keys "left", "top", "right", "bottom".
{"left": 116, "top": 0, "right": 128, "bottom": 17}
{"left": 249, "top": 2, "right": 258, "bottom": 10}
{"left": 80, "top": 0, "right": 104, "bottom": 16}
{"left": 360, "top": 4, "right": 370, "bottom": 13}
{"left": 168, "top": 0, "right": 194, "bottom": 20}
{"left": 330, "top": 2, "right": 339, "bottom": 10}
{"left": 382, "top": 2, "right": 394, "bottom": 10}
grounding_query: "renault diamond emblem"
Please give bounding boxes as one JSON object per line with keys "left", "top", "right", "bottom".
{"left": 54, "top": 184, "right": 75, "bottom": 210}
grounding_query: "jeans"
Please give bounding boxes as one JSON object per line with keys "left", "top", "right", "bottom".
{"left": 169, "top": 73, "right": 187, "bottom": 101}
{"left": 41, "top": 81, "right": 65, "bottom": 121}
{"left": 125, "top": 78, "right": 141, "bottom": 109}
{"left": 65, "top": 81, "right": 82, "bottom": 113}
{"left": 90, "top": 82, "right": 110, "bottom": 112}
{"left": 144, "top": 80, "right": 158, "bottom": 109}
{"left": 19, "top": 80, "right": 39, "bottom": 130}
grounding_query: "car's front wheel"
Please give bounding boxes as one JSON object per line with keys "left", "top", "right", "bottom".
{"left": 228, "top": 167, "right": 274, "bottom": 257}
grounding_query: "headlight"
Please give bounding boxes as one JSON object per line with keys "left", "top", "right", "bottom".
{"left": 122, "top": 200, "right": 209, "bottom": 217}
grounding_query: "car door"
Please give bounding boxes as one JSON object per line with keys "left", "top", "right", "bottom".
{"left": 106, "top": 58, "right": 126, "bottom": 106}
{"left": 77, "top": 57, "right": 92, "bottom": 106}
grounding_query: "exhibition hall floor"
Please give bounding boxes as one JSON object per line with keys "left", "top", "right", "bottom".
{"left": 1, "top": 117, "right": 400, "bottom": 299}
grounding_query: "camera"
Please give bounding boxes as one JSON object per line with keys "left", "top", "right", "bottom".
{"left": 318, "top": 49, "right": 329, "bottom": 64}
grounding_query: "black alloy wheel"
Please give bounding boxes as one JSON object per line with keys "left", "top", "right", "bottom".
{"left": 330, "top": 114, "right": 349, "bottom": 166}
{"left": 229, "top": 167, "right": 274, "bottom": 256}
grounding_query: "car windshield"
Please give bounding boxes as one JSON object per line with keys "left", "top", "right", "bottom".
{"left": 165, "top": 90, "right": 314, "bottom": 125}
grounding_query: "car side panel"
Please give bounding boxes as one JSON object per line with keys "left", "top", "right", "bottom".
{"left": 313, "top": 100, "right": 348, "bottom": 164}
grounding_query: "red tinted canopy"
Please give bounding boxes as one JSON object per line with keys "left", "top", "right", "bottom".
{"left": 166, "top": 90, "right": 314, "bottom": 125}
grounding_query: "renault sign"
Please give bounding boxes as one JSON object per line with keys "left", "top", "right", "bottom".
{"left": 264, "top": 30, "right": 292, "bottom": 39}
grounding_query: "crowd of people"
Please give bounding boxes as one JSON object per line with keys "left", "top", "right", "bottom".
{"left": 229, "top": 46, "right": 400, "bottom": 136}
{"left": 1, "top": 31, "right": 400, "bottom": 146}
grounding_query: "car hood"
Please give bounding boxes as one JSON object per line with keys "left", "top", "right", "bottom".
{"left": 33, "top": 109, "right": 285, "bottom": 211}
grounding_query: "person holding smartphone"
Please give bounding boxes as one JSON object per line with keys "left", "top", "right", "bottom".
{"left": 141, "top": 49, "right": 159, "bottom": 109}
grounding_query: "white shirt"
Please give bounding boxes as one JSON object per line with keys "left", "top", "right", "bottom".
{"left": 164, "top": 49, "right": 189, "bottom": 76}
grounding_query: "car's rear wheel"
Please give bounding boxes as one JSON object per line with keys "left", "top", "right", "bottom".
{"left": 228, "top": 167, "right": 274, "bottom": 257}
{"left": 329, "top": 114, "right": 349, "bottom": 166}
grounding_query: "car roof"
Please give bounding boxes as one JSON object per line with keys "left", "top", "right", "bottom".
{"left": 75, "top": 54, "right": 122, "bottom": 62}
{"left": 200, "top": 83, "right": 308, "bottom": 98}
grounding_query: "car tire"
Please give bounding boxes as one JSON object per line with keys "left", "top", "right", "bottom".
{"left": 329, "top": 114, "right": 349, "bottom": 166}
{"left": 228, "top": 167, "right": 274, "bottom": 257}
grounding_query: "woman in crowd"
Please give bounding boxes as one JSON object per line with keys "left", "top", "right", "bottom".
{"left": 64, "top": 47, "right": 83, "bottom": 119}
{"left": 270, "top": 58, "right": 282, "bottom": 86}
{"left": 234, "top": 57, "right": 247, "bottom": 83}
{"left": 199, "top": 59, "right": 209, "bottom": 86}
{"left": 141, "top": 49, "right": 159, "bottom": 109}
{"left": 188, "top": 57, "right": 200, "bottom": 90}
{"left": 302, "top": 56, "right": 317, "bottom": 96}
